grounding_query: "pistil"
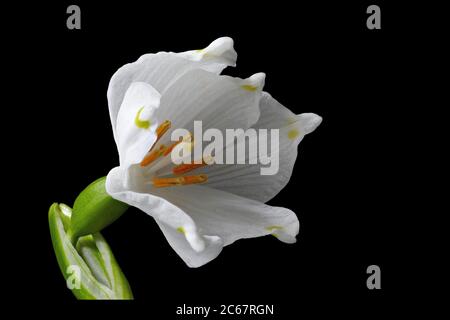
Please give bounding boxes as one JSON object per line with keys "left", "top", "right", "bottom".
{"left": 152, "top": 174, "right": 208, "bottom": 187}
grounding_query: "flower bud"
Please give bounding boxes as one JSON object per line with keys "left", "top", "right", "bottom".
{"left": 48, "top": 203, "right": 133, "bottom": 299}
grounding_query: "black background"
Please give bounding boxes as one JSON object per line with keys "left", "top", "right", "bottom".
{"left": 5, "top": 0, "right": 434, "bottom": 317}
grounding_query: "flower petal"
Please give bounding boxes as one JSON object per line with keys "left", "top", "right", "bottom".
{"left": 155, "top": 220, "right": 223, "bottom": 268}
{"left": 151, "top": 69, "right": 264, "bottom": 149}
{"left": 106, "top": 166, "right": 216, "bottom": 254}
{"left": 199, "top": 92, "right": 322, "bottom": 202}
{"left": 115, "top": 82, "right": 161, "bottom": 166}
{"left": 178, "top": 37, "right": 237, "bottom": 69}
{"left": 106, "top": 166, "right": 297, "bottom": 267}
{"left": 150, "top": 185, "right": 300, "bottom": 247}
{"left": 108, "top": 37, "right": 237, "bottom": 142}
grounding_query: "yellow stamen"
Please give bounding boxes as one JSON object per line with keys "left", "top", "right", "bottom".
{"left": 148, "top": 120, "right": 171, "bottom": 152}
{"left": 163, "top": 140, "right": 181, "bottom": 156}
{"left": 173, "top": 161, "right": 208, "bottom": 175}
{"left": 156, "top": 120, "right": 171, "bottom": 139}
{"left": 141, "top": 132, "right": 193, "bottom": 166}
{"left": 165, "top": 132, "right": 194, "bottom": 156}
{"left": 140, "top": 145, "right": 166, "bottom": 167}
{"left": 152, "top": 174, "right": 208, "bottom": 188}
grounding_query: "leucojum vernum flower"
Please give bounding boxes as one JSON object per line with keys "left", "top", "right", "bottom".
{"left": 49, "top": 37, "right": 322, "bottom": 299}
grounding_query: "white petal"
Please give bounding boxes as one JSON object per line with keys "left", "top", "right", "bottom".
{"left": 149, "top": 69, "right": 264, "bottom": 153}
{"left": 115, "top": 82, "right": 161, "bottom": 166}
{"left": 200, "top": 92, "right": 322, "bottom": 202}
{"left": 155, "top": 220, "right": 223, "bottom": 268}
{"left": 107, "top": 37, "right": 237, "bottom": 142}
{"left": 151, "top": 185, "right": 300, "bottom": 246}
{"left": 178, "top": 36, "right": 237, "bottom": 69}
{"left": 106, "top": 166, "right": 216, "bottom": 254}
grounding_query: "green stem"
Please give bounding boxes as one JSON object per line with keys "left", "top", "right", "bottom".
{"left": 69, "top": 176, "right": 129, "bottom": 243}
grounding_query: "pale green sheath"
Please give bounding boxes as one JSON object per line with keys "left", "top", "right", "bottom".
{"left": 48, "top": 177, "right": 132, "bottom": 299}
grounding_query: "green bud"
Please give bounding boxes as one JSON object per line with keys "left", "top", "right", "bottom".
{"left": 69, "top": 177, "right": 129, "bottom": 242}
{"left": 49, "top": 203, "right": 133, "bottom": 300}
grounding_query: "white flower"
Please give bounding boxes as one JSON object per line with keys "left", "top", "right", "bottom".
{"left": 105, "top": 37, "right": 322, "bottom": 267}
